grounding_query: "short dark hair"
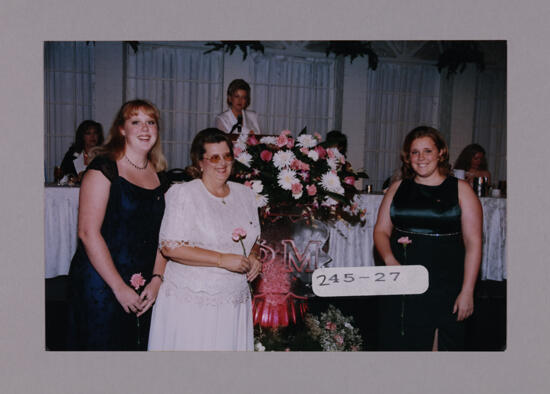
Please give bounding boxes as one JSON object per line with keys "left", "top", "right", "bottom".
{"left": 73, "top": 120, "right": 104, "bottom": 152}
{"left": 226, "top": 79, "right": 251, "bottom": 108}
{"left": 454, "top": 143, "right": 488, "bottom": 171}
{"left": 400, "top": 126, "right": 451, "bottom": 179}
{"left": 187, "top": 128, "right": 234, "bottom": 178}
{"left": 324, "top": 130, "right": 347, "bottom": 155}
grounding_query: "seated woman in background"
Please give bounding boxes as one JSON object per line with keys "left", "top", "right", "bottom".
{"left": 374, "top": 126, "right": 482, "bottom": 351}
{"left": 215, "top": 79, "right": 261, "bottom": 135}
{"left": 453, "top": 143, "right": 491, "bottom": 186}
{"left": 60, "top": 120, "right": 104, "bottom": 180}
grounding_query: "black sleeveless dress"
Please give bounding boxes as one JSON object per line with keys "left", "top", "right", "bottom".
{"left": 378, "top": 176, "right": 466, "bottom": 351}
{"left": 66, "top": 156, "right": 167, "bottom": 350}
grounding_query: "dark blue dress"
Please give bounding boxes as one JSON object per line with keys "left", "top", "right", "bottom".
{"left": 66, "top": 156, "right": 167, "bottom": 350}
{"left": 378, "top": 176, "right": 466, "bottom": 351}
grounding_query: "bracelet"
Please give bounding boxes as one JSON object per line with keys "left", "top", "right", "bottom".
{"left": 216, "top": 253, "right": 223, "bottom": 268}
{"left": 151, "top": 273, "right": 164, "bottom": 282}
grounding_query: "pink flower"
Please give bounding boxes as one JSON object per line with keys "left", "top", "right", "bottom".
{"left": 397, "top": 236, "right": 412, "bottom": 245}
{"left": 300, "top": 147, "right": 309, "bottom": 155}
{"left": 286, "top": 137, "right": 295, "bottom": 149}
{"left": 247, "top": 134, "right": 259, "bottom": 146}
{"left": 260, "top": 150, "right": 273, "bottom": 162}
{"left": 281, "top": 130, "right": 291, "bottom": 136}
{"left": 244, "top": 181, "right": 252, "bottom": 188}
{"left": 344, "top": 176, "right": 355, "bottom": 186}
{"left": 325, "top": 321, "right": 337, "bottom": 331}
{"left": 306, "top": 184, "right": 317, "bottom": 196}
{"left": 334, "top": 335, "right": 344, "bottom": 345}
{"left": 290, "top": 160, "right": 301, "bottom": 170}
{"left": 314, "top": 132, "right": 322, "bottom": 141}
{"left": 291, "top": 182, "right": 303, "bottom": 195}
{"left": 299, "top": 171, "right": 310, "bottom": 182}
{"left": 315, "top": 145, "right": 327, "bottom": 159}
{"left": 233, "top": 147, "right": 243, "bottom": 157}
{"left": 327, "top": 149, "right": 335, "bottom": 159}
{"left": 130, "top": 273, "right": 146, "bottom": 291}
{"left": 232, "top": 227, "right": 247, "bottom": 242}
{"left": 277, "top": 134, "right": 289, "bottom": 148}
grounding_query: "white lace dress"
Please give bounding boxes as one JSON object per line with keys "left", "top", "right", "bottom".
{"left": 148, "top": 179, "right": 260, "bottom": 351}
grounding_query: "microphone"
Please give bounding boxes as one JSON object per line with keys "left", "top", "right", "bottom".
{"left": 229, "top": 114, "right": 243, "bottom": 134}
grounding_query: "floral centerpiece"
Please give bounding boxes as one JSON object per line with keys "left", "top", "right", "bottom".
{"left": 231, "top": 129, "right": 367, "bottom": 224}
{"left": 253, "top": 304, "right": 364, "bottom": 351}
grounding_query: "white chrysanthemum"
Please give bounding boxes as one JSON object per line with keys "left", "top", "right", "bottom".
{"left": 297, "top": 134, "right": 318, "bottom": 149}
{"left": 272, "top": 150, "right": 296, "bottom": 169}
{"left": 260, "top": 136, "right": 278, "bottom": 145}
{"left": 322, "top": 196, "right": 339, "bottom": 206}
{"left": 277, "top": 169, "right": 298, "bottom": 190}
{"left": 235, "top": 152, "right": 252, "bottom": 167}
{"left": 251, "top": 180, "right": 264, "bottom": 193}
{"left": 255, "top": 193, "right": 268, "bottom": 208}
{"left": 326, "top": 157, "right": 338, "bottom": 170}
{"left": 307, "top": 149, "right": 319, "bottom": 162}
{"left": 321, "top": 171, "right": 345, "bottom": 194}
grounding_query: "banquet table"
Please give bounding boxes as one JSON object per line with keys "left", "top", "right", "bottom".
{"left": 44, "top": 187, "right": 507, "bottom": 281}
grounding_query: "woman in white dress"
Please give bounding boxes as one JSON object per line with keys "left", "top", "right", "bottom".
{"left": 215, "top": 79, "right": 261, "bottom": 135}
{"left": 148, "top": 128, "right": 262, "bottom": 350}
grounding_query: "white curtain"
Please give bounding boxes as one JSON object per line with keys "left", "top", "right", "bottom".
{"left": 363, "top": 62, "right": 441, "bottom": 190}
{"left": 473, "top": 68, "right": 507, "bottom": 183}
{"left": 125, "top": 44, "right": 224, "bottom": 170}
{"left": 44, "top": 42, "right": 95, "bottom": 182}
{"left": 251, "top": 54, "right": 343, "bottom": 136}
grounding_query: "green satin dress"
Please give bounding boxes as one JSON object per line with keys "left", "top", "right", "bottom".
{"left": 378, "top": 176, "right": 466, "bottom": 351}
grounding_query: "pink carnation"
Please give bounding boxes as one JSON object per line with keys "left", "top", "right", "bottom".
{"left": 232, "top": 227, "right": 247, "bottom": 242}
{"left": 344, "top": 176, "right": 355, "bottom": 186}
{"left": 306, "top": 184, "right": 317, "bottom": 196}
{"left": 300, "top": 147, "right": 309, "bottom": 155}
{"left": 130, "top": 273, "right": 146, "bottom": 291}
{"left": 260, "top": 150, "right": 273, "bottom": 162}
{"left": 247, "top": 134, "right": 259, "bottom": 146}
{"left": 397, "top": 236, "right": 412, "bottom": 245}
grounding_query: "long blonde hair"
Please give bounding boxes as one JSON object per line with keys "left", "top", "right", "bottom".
{"left": 91, "top": 99, "right": 167, "bottom": 171}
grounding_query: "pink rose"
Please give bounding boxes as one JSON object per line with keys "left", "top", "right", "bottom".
{"left": 291, "top": 182, "right": 303, "bottom": 195}
{"left": 300, "top": 162, "right": 310, "bottom": 171}
{"left": 344, "top": 176, "right": 355, "bottom": 186}
{"left": 130, "top": 273, "right": 146, "bottom": 291}
{"left": 247, "top": 134, "right": 259, "bottom": 146}
{"left": 291, "top": 160, "right": 301, "bottom": 170}
{"left": 260, "top": 150, "right": 273, "bottom": 162}
{"left": 397, "top": 236, "right": 412, "bottom": 245}
{"left": 306, "top": 184, "right": 317, "bottom": 196}
{"left": 315, "top": 145, "right": 326, "bottom": 159}
{"left": 286, "top": 137, "right": 295, "bottom": 149}
{"left": 277, "top": 134, "right": 289, "bottom": 148}
{"left": 232, "top": 227, "right": 247, "bottom": 242}
{"left": 300, "top": 147, "right": 309, "bottom": 155}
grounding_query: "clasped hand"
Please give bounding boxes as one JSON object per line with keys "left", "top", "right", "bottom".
{"left": 219, "top": 253, "right": 261, "bottom": 282}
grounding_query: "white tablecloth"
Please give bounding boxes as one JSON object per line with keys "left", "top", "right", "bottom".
{"left": 45, "top": 186, "right": 80, "bottom": 278}
{"left": 328, "top": 194, "right": 507, "bottom": 281}
{"left": 44, "top": 187, "right": 507, "bottom": 281}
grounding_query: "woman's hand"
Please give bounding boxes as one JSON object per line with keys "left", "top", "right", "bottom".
{"left": 113, "top": 284, "right": 142, "bottom": 314}
{"left": 219, "top": 253, "right": 251, "bottom": 273}
{"left": 384, "top": 256, "right": 401, "bottom": 266}
{"left": 136, "top": 277, "right": 163, "bottom": 317}
{"left": 247, "top": 254, "right": 262, "bottom": 282}
{"left": 453, "top": 291, "right": 474, "bottom": 321}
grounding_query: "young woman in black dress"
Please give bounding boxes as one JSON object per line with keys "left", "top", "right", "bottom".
{"left": 66, "top": 100, "right": 168, "bottom": 350}
{"left": 374, "top": 126, "right": 482, "bottom": 351}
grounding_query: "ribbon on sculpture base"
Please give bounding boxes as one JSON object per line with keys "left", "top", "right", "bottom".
{"left": 252, "top": 214, "right": 331, "bottom": 328}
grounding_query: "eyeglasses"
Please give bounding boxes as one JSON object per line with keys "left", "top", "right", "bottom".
{"left": 203, "top": 152, "right": 234, "bottom": 164}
